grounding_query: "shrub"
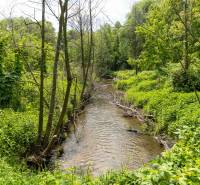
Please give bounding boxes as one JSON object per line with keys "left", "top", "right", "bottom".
{"left": 172, "top": 70, "right": 200, "bottom": 92}
{"left": 113, "top": 70, "right": 200, "bottom": 184}
{"left": 115, "top": 77, "right": 138, "bottom": 90}
{"left": 114, "top": 70, "right": 160, "bottom": 91}
{"left": 135, "top": 80, "right": 158, "bottom": 91}
{"left": 114, "top": 70, "right": 136, "bottom": 80}
{"left": 0, "top": 109, "right": 37, "bottom": 157}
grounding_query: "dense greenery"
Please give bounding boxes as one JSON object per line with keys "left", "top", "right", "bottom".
{"left": 97, "top": 0, "right": 200, "bottom": 183}
{"left": 110, "top": 69, "right": 200, "bottom": 184}
{"left": 0, "top": 0, "right": 200, "bottom": 184}
{"left": 0, "top": 14, "right": 85, "bottom": 185}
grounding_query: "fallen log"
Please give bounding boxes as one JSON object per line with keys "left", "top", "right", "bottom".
{"left": 114, "top": 102, "right": 145, "bottom": 122}
{"left": 115, "top": 102, "right": 137, "bottom": 114}
{"left": 154, "top": 136, "right": 171, "bottom": 150}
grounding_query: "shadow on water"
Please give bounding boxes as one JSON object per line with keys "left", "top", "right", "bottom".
{"left": 57, "top": 81, "right": 163, "bottom": 176}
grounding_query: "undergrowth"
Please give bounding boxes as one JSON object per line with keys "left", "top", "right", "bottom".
{"left": 110, "top": 69, "right": 200, "bottom": 184}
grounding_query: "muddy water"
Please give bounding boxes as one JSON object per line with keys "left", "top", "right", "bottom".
{"left": 58, "top": 82, "right": 163, "bottom": 176}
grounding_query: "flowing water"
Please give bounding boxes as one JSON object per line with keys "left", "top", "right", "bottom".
{"left": 57, "top": 81, "right": 163, "bottom": 176}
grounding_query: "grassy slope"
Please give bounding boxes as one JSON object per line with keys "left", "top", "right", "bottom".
{"left": 0, "top": 76, "right": 86, "bottom": 185}
{"left": 109, "top": 70, "right": 200, "bottom": 184}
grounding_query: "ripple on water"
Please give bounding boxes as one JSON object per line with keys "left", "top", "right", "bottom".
{"left": 58, "top": 82, "right": 163, "bottom": 176}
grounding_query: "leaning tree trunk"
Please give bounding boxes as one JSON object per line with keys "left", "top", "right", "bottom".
{"left": 43, "top": 0, "right": 72, "bottom": 155}
{"left": 43, "top": 2, "right": 65, "bottom": 146}
{"left": 37, "top": 0, "right": 45, "bottom": 146}
{"left": 54, "top": 0, "right": 72, "bottom": 137}
{"left": 184, "top": 0, "right": 190, "bottom": 72}
{"left": 78, "top": 0, "right": 86, "bottom": 82}
{"left": 81, "top": 0, "right": 93, "bottom": 100}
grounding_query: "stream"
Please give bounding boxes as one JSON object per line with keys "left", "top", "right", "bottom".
{"left": 57, "top": 81, "right": 163, "bottom": 176}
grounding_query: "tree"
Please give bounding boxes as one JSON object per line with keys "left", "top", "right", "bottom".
{"left": 37, "top": 0, "right": 45, "bottom": 145}
{"left": 43, "top": 0, "right": 66, "bottom": 146}
{"left": 53, "top": 0, "right": 72, "bottom": 137}
{"left": 80, "top": 0, "right": 94, "bottom": 99}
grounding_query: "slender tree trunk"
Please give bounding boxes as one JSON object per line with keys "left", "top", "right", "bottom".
{"left": 184, "top": 0, "right": 189, "bottom": 72}
{"left": 81, "top": 0, "right": 93, "bottom": 100}
{"left": 37, "top": 0, "right": 45, "bottom": 145}
{"left": 43, "top": 2, "right": 65, "bottom": 146}
{"left": 54, "top": 0, "right": 72, "bottom": 137}
{"left": 73, "top": 77, "right": 78, "bottom": 115}
{"left": 79, "top": 1, "right": 86, "bottom": 81}
{"left": 89, "top": 44, "right": 95, "bottom": 82}
{"left": 134, "top": 5, "right": 138, "bottom": 75}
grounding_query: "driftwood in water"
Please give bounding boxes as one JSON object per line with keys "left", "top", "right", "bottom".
{"left": 113, "top": 91, "right": 172, "bottom": 151}
{"left": 154, "top": 136, "right": 171, "bottom": 150}
{"left": 115, "top": 103, "right": 137, "bottom": 114}
{"left": 114, "top": 102, "right": 145, "bottom": 122}
{"left": 115, "top": 101, "right": 171, "bottom": 151}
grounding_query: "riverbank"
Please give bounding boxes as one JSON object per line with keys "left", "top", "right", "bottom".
{"left": 0, "top": 74, "right": 200, "bottom": 184}
{"left": 109, "top": 70, "right": 200, "bottom": 184}
{"left": 112, "top": 83, "right": 174, "bottom": 150}
{"left": 55, "top": 81, "right": 162, "bottom": 176}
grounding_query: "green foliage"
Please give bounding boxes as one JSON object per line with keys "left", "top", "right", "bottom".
{"left": 113, "top": 69, "right": 200, "bottom": 184}
{"left": 0, "top": 73, "right": 20, "bottom": 108}
{"left": 115, "top": 70, "right": 200, "bottom": 137}
{"left": 0, "top": 32, "right": 23, "bottom": 108}
{"left": 135, "top": 0, "right": 200, "bottom": 73}
{"left": 114, "top": 70, "right": 160, "bottom": 91}
{"left": 0, "top": 17, "right": 56, "bottom": 45}
{"left": 0, "top": 17, "right": 56, "bottom": 110}
{"left": 95, "top": 23, "right": 130, "bottom": 76}
{"left": 172, "top": 70, "right": 200, "bottom": 92}
{"left": 94, "top": 0, "right": 155, "bottom": 75}
{"left": 0, "top": 159, "right": 96, "bottom": 185}
{"left": 114, "top": 70, "right": 136, "bottom": 80}
{"left": 0, "top": 0, "right": 200, "bottom": 183}
{"left": 0, "top": 110, "right": 37, "bottom": 157}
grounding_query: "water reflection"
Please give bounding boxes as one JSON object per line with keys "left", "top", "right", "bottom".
{"left": 58, "top": 82, "right": 163, "bottom": 176}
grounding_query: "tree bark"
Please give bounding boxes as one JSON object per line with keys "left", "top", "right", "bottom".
{"left": 78, "top": 0, "right": 86, "bottom": 82}
{"left": 37, "top": 0, "right": 45, "bottom": 145}
{"left": 54, "top": 0, "right": 72, "bottom": 137}
{"left": 184, "top": 0, "right": 189, "bottom": 72}
{"left": 81, "top": 0, "right": 93, "bottom": 100}
{"left": 43, "top": 1, "right": 65, "bottom": 146}
{"left": 134, "top": 5, "right": 138, "bottom": 75}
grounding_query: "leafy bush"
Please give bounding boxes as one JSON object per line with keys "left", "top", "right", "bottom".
{"left": 114, "top": 70, "right": 136, "bottom": 80}
{"left": 135, "top": 80, "right": 158, "bottom": 91}
{"left": 172, "top": 70, "right": 200, "bottom": 92}
{"left": 112, "top": 69, "right": 200, "bottom": 184}
{"left": 0, "top": 74, "right": 20, "bottom": 108}
{"left": 0, "top": 157, "right": 96, "bottom": 185}
{"left": 0, "top": 109, "right": 37, "bottom": 157}
{"left": 115, "top": 77, "right": 138, "bottom": 90}
{"left": 114, "top": 70, "right": 160, "bottom": 91}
